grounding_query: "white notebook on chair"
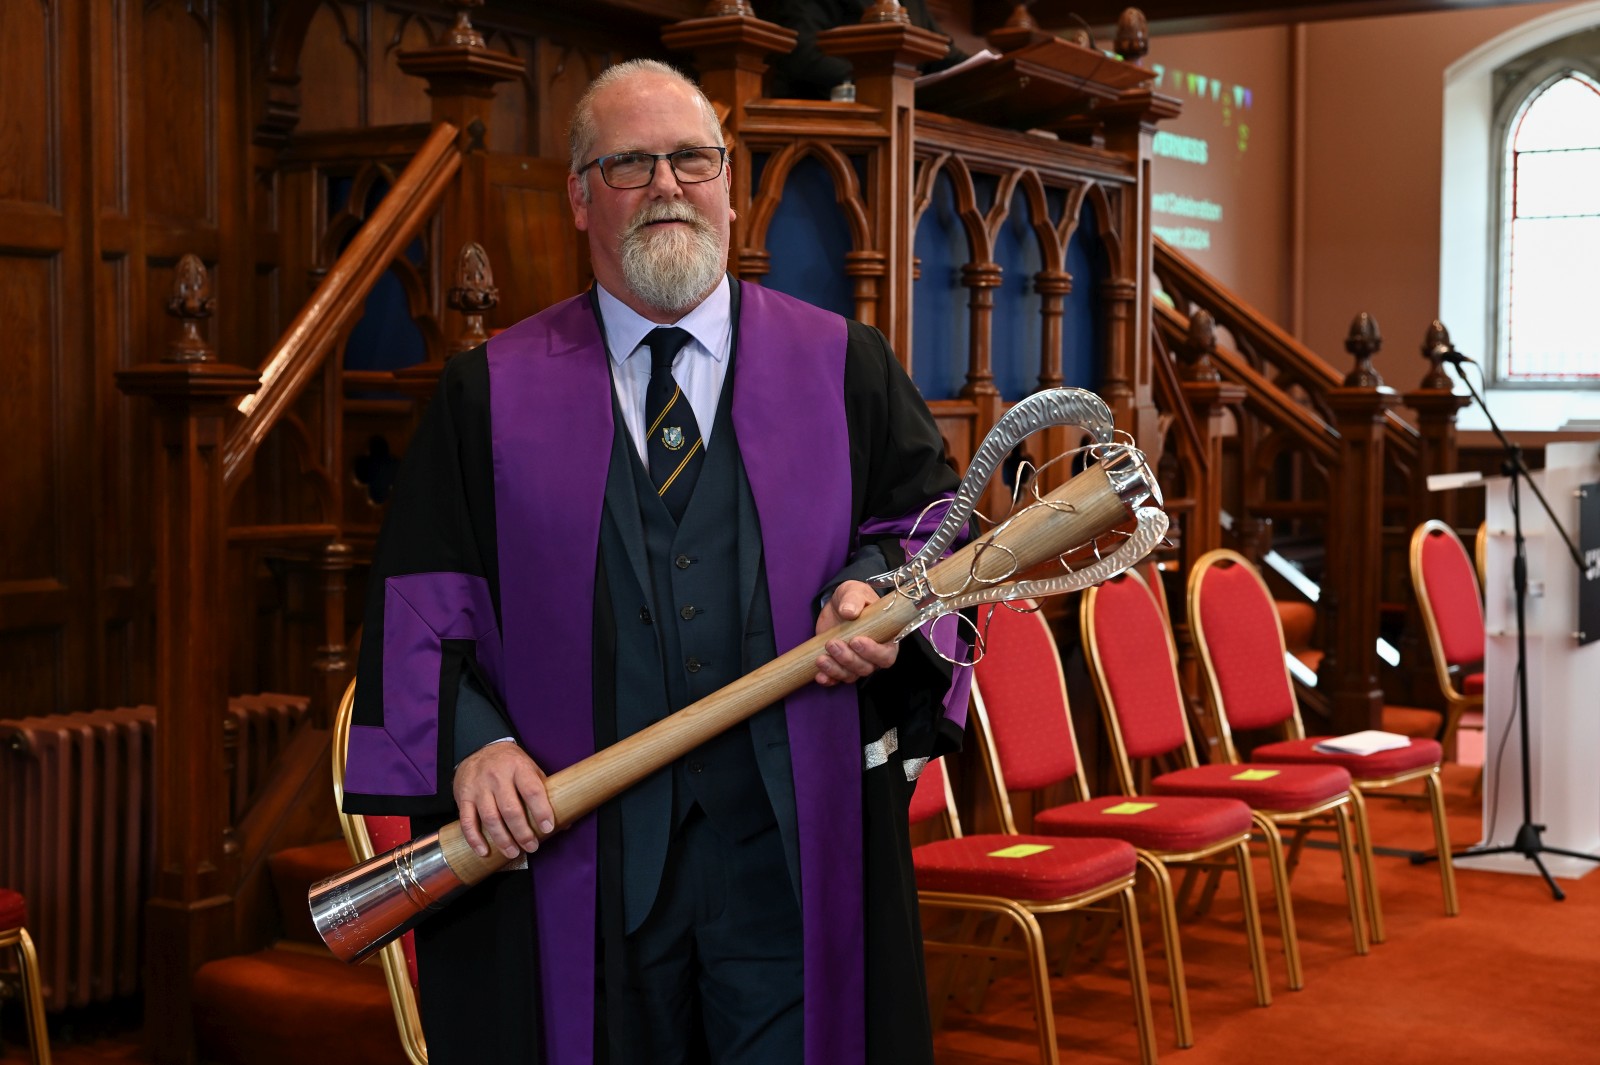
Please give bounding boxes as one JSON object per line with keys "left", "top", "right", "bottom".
{"left": 1313, "top": 730, "right": 1412, "bottom": 756}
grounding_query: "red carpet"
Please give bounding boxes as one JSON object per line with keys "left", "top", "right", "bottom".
{"left": 932, "top": 763, "right": 1600, "bottom": 1064}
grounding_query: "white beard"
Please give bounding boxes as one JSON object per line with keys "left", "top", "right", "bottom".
{"left": 619, "top": 202, "right": 726, "bottom": 316}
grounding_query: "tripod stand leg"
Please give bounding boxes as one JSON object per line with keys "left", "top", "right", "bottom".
{"left": 1526, "top": 852, "right": 1565, "bottom": 902}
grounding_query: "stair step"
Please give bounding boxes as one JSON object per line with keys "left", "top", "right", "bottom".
{"left": 269, "top": 838, "right": 352, "bottom": 946}
{"left": 1276, "top": 599, "right": 1317, "bottom": 651}
{"left": 194, "top": 946, "right": 406, "bottom": 1065}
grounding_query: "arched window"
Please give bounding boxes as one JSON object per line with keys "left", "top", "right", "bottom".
{"left": 1495, "top": 71, "right": 1600, "bottom": 383}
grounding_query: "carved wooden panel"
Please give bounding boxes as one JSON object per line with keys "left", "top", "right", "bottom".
{"left": 369, "top": 6, "right": 434, "bottom": 128}
{"left": 482, "top": 154, "right": 587, "bottom": 328}
{"left": 142, "top": 0, "right": 216, "bottom": 222}
{"left": 297, "top": 2, "right": 366, "bottom": 132}
{"left": 0, "top": 254, "right": 61, "bottom": 583}
{"left": 0, "top": 0, "right": 54, "bottom": 205}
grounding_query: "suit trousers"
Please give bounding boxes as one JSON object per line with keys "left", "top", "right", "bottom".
{"left": 609, "top": 806, "right": 804, "bottom": 1064}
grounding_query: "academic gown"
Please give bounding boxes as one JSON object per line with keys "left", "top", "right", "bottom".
{"left": 342, "top": 280, "right": 972, "bottom": 1065}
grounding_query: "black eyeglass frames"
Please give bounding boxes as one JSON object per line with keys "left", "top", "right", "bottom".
{"left": 577, "top": 146, "right": 727, "bottom": 190}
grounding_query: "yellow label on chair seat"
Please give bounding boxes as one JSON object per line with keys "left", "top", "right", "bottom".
{"left": 987, "top": 843, "right": 1054, "bottom": 859}
{"left": 1102, "top": 802, "right": 1158, "bottom": 815}
{"left": 1231, "top": 768, "right": 1280, "bottom": 781}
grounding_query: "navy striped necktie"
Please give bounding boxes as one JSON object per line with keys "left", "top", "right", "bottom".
{"left": 643, "top": 327, "right": 703, "bottom": 521}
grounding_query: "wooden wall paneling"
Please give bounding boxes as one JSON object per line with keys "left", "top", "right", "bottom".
{"left": 480, "top": 152, "right": 586, "bottom": 328}
{"left": 141, "top": 0, "right": 216, "bottom": 225}
{"left": 0, "top": 0, "right": 100, "bottom": 720}
{"left": 369, "top": 4, "right": 435, "bottom": 129}
{"left": 481, "top": 29, "right": 532, "bottom": 156}
{"left": 297, "top": 0, "right": 367, "bottom": 132}
{"left": 531, "top": 37, "right": 616, "bottom": 160}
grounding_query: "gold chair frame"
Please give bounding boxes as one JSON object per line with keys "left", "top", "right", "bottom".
{"left": 332, "top": 679, "right": 428, "bottom": 1065}
{"left": 0, "top": 915, "right": 51, "bottom": 1065}
{"left": 1190, "top": 549, "right": 1459, "bottom": 920}
{"left": 1083, "top": 570, "right": 1371, "bottom": 992}
{"left": 1411, "top": 519, "right": 1487, "bottom": 762}
{"left": 970, "top": 663, "right": 1271, "bottom": 1050}
{"left": 917, "top": 763, "right": 1159, "bottom": 1065}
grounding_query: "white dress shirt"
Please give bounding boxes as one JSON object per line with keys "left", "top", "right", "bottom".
{"left": 595, "top": 278, "right": 733, "bottom": 464}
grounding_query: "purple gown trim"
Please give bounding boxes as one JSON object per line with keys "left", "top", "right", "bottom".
{"left": 347, "top": 572, "right": 503, "bottom": 796}
{"left": 485, "top": 283, "right": 870, "bottom": 1065}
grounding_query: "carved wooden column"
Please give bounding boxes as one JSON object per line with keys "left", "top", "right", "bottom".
{"left": 1398, "top": 318, "right": 1470, "bottom": 703}
{"left": 1405, "top": 319, "right": 1470, "bottom": 530}
{"left": 116, "top": 256, "right": 261, "bottom": 1063}
{"left": 817, "top": 2, "right": 949, "bottom": 357}
{"left": 663, "top": 4, "right": 798, "bottom": 283}
{"left": 1084, "top": 85, "right": 1180, "bottom": 457}
{"left": 1035, "top": 268, "right": 1071, "bottom": 391}
{"left": 1319, "top": 312, "right": 1399, "bottom": 734}
{"left": 398, "top": 0, "right": 522, "bottom": 343}
{"left": 1177, "top": 310, "right": 1246, "bottom": 572}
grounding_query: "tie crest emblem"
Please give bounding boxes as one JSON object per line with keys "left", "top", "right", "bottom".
{"left": 661, "top": 425, "right": 686, "bottom": 451}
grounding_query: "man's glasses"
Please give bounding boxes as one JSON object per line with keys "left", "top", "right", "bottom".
{"left": 578, "top": 147, "right": 727, "bottom": 190}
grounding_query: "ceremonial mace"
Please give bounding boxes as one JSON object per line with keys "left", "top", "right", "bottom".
{"left": 311, "top": 388, "right": 1168, "bottom": 964}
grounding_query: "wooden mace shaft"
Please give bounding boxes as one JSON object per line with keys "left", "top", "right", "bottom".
{"left": 432, "top": 463, "right": 1129, "bottom": 884}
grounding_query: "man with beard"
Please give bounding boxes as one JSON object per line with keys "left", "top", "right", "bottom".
{"left": 341, "top": 60, "right": 969, "bottom": 1065}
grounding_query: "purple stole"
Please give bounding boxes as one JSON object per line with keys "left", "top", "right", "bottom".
{"left": 487, "top": 283, "right": 867, "bottom": 1065}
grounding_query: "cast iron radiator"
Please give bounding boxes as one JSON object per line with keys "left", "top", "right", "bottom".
{"left": 0, "top": 694, "right": 309, "bottom": 1010}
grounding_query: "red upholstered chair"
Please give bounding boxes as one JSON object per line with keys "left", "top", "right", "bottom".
{"left": 332, "top": 681, "right": 427, "bottom": 1065}
{"left": 910, "top": 756, "right": 1158, "bottom": 1065}
{"left": 971, "top": 602, "right": 1269, "bottom": 1049}
{"left": 1082, "top": 570, "right": 1371, "bottom": 993}
{"left": 0, "top": 888, "right": 51, "bottom": 1065}
{"left": 1411, "top": 520, "right": 1487, "bottom": 761}
{"left": 1189, "top": 549, "right": 1459, "bottom": 924}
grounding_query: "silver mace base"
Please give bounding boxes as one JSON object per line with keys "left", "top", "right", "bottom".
{"left": 309, "top": 830, "right": 471, "bottom": 964}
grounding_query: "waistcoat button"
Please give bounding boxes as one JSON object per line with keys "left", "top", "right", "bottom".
{"left": 686, "top": 657, "right": 702, "bottom": 673}
{"left": 680, "top": 605, "right": 697, "bottom": 620}
{"left": 675, "top": 554, "right": 692, "bottom": 569}
{"left": 639, "top": 607, "right": 651, "bottom": 623}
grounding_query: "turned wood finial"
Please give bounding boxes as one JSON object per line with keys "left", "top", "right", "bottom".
{"left": 1116, "top": 8, "right": 1150, "bottom": 64}
{"left": 989, "top": 2, "right": 1053, "bottom": 52}
{"left": 447, "top": 242, "right": 498, "bottom": 356}
{"left": 1419, "top": 319, "right": 1456, "bottom": 390}
{"left": 166, "top": 253, "right": 215, "bottom": 363}
{"left": 700, "top": 0, "right": 754, "bottom": 14}
{"left": 443, "top": 0, "right": 486, "bottom": 48}
{"left": 1180, "top": 308, "right": 1221, "bottom": 382}
{"left": 1343, "top": 311, "right": 1384, "bottom": 387}
{"left": 860, "top": 1, "right": 910, "bottom": 23}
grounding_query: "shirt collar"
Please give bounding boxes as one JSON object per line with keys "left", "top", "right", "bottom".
{"left": 596, "top": 276, "right": 731, "bottom": 368}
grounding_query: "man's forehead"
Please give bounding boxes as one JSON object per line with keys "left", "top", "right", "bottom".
{"left": 591, "top": 76, "right": 714, "bottom": 140}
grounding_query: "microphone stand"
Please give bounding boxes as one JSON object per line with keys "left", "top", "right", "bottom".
{"left": 1415, "top": 348, "right": 1596, "bottom": 900}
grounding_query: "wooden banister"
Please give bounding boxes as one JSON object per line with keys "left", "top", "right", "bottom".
{"left": 1154, "top": 237, "right": 1418, "bottom": 461}
{"left": 1155, "top": 301, "right": 1339, "bottom": 463}
{"left": 223, "top": 120, "right": 463, "bottom": 494}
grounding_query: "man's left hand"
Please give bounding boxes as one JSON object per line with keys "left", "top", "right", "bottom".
{"left": 814, "top": 580, "right": 898, "bottom": 687}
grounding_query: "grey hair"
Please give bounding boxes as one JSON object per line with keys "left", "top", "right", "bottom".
{"left": 568, "top": 59, "right": 724, "bottom": 194}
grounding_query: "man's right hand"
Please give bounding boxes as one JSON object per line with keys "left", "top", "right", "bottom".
{"left": 453, "top": 743, "right": 556, "bottom": 860}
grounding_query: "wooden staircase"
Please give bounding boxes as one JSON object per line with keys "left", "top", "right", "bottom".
{"left": 192, "top": 840, "right": 404, "bottom": 1065}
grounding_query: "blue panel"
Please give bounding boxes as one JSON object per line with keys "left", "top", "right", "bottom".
{"left": 1064, "top": 202, "right": 1105, "bottom": 391}
{"left": 912, "top": 171, "right": 969, "bottom": 400}
{"left": 760, "top": 156, "right": 854, "bottom": 318}
{"left": 344, "top": 268, "right": 426, "bottom": 371}
{"left": 992, "top": 185, "right": 1043, "bottom": 400}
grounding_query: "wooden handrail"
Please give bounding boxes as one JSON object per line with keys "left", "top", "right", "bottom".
{"left": 223, "top": 121, "right": 463, "bottom": 493}
{"left": 1155, "top": 301, "right": 1339, "bottom": 464}
{"left": 1150, "top": 325, "right": 1210, "bottom": 479}
{"left": 1153, "top": 238, "right": 1418, "bottom": 461}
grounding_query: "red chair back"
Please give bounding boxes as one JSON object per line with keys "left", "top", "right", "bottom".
{"left": 1192, "top": 553, "right": 1297, "bottom": 733}
{"left": 364, "top": 815, "right": 421, "bottom": 993}
{"left": 1083, "top": 572, "right": 1191, "bottom": 760}
{"left": 974, "top": 603, "right": 1080, "bottom": 790}
{"left": 1417, "top": 523, "right": 1485, "bottom": 668}
{"left": 909, "top": 756, "right": 953, "bottom": 831}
